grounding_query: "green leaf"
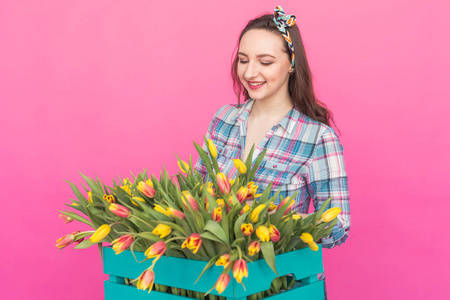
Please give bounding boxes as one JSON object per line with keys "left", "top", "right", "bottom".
{"left": 260, "top": 242, "right": 278, "bottom": 275}
{"left": 200, "top": 232, "right": 228, "bottom": 246}
{"left": 204, "top": 220, "right": 229, "bottom": 245}
{"left": 137, "top": 232, "right": 161, "bottom": 242}
{"left": 195, "top": 255, "right": 220, "bottom": 283}
{"left": 74, "top": 238, "right": 96, "bottom": 249}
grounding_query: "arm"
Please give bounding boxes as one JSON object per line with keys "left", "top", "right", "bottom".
{"left": 307, "top": 128, "right": 350, "bottom": 249}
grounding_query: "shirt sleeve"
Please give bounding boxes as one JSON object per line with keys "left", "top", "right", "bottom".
{"left": 306, "top": 128, "right": 350, "bottom": 249}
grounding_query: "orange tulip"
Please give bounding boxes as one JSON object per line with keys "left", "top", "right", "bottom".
{"left": 136, "top": 269, "right": 155, "bottom": 293}
{"left": 248, "top": 240, "right": 261, "bottom": 256}
{"left": 111, "top": 235, "right": 134, "bottom": 254}
{"left": 215, "top": 254, "right": 232, "bottom": 268}
{"left": 212, "top": 207, "right": 222, "bottom": 222}
{"left": 216, "top": 173, "right": 231, "bottom": 195}
{"left": 59, "top": 214, "right": 73, "bottom": 223}
{"left": 103, "top": 194, "right": 115, "bottom": 204}
{"left": 215, "top": 273, "right": 231, "bottom": 294}
{"left": 269, "top": 225, "right": 280, "bottom": 242}
{"left": 276, "top": 197, "right": 295, "bottom": 215}
{"left": 167, "top": 207, "right": 186, "bottom": 219}
{"left": 182, "top": 191, "right": 199, "bottom": 212}
{"left": 236, "top": 187, "right": 249, "bottom": 204}
{"left": 182, "top": 233, "right": 202, "bottom": 254}
{"left": 138, "top": 181, "right": 156, "bottom": 198}
{"left": 55, "top": 232, "right": 75, "bottom": 249}
{"left": 240, "top": 223, "right": 253, "bottom": 236}
{"left": 109, "top": 203, "right": 131, "bottom": 218}
{"left": 145, "top": 241, "right": 167, "bottom": 261}
{"left": 232, "top": 259, "right": 248, "bottom": 283}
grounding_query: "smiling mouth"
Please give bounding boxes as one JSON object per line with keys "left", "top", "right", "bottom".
{"left": 248, "top": 81, "right": 266, "bottom": 86}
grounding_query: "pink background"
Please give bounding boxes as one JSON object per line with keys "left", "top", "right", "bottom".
{"left": 1, "top": 1, "right": 449, "bottom": 299}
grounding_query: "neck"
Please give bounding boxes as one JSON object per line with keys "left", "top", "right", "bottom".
{"left": 250, "top": 96, "right": 293, "bottom": 120}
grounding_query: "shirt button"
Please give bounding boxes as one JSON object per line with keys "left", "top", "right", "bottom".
{"left": 273, "top": 165, "right": 277, "bottom": 168}
{"left": 219, "top": 150, "right": 222, "bottom": 153}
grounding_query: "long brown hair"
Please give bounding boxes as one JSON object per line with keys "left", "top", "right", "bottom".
{"left": 231, "top": 13, "right": 334, "bottom": 127}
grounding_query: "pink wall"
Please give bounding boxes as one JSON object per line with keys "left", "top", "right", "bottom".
{"left": 1, "top": 1, "right": 449, "bottom": 299}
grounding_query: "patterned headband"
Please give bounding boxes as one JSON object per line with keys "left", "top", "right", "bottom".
{"left": 273, "top": 6, "right": 296, "bottom": 67}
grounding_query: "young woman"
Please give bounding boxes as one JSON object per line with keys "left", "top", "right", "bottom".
{"left": 195, "top": 7, "right": 350, "bottom": 293}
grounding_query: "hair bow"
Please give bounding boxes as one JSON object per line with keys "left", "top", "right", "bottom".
{"left": 273, "top": 6, "right": 296, "bottom": 67}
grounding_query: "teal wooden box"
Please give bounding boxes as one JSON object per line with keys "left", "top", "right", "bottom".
{"left": 103, "top": 245, "right": 324, "bottom": 300}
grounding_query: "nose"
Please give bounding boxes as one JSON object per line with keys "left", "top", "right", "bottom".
{"left": 244, "top": 61, "right": 259, "bottom": 79}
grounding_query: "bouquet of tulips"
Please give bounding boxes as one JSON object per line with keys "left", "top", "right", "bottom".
{"left": 56, "top": 138, "right": 341, "bottom": 299}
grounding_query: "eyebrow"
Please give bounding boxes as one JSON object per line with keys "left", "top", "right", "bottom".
{"left": 238, "top": 52, "right": 276, "bottom": 59}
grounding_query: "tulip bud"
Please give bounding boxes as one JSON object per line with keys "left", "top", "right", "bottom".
{"left": 216, "top": 173, "right": 231, "bottom": 195}
{"left": 319, "top": 207, "right": 342, "bottom": 223}
{"left": 136, "top": 268, "right": 155, "bottom": 293}
{"left": 138, "top": 181, "right": 156, "bottom": 198}
{"left": 145, "top": 241, "right": 167, "bottom": 261}
{"left": 233, "top": 158, "right": 247, "bottom": 174}
{"left": 269, "top": 225, "right": 280, "bottom": 242}
{"left": 206, "top": 182, "right": 215, "bottom": 197}
{"left": 215, "top": 254, "right": 232, "bottom": 268}
{"left": 152, "top": 224, "right": 172, "bottom": 239}
{"left": 154, "top": 204, "right": 171, "bottom": 217}
{"left": 255, "top": 225, "right": 270, "bottom": 242}
{"left": 59, "top": 214, "right": 73, "bottom": 223}
{"left": 131, "top": 196, "right": 145, "bottom": 206}
{"left": 182, "top": 191, "right": 199, "bottom": 211}
{"left": 111, "top": 234, "right": 134, "bottom": 254}
{"left": 182, "top": 233, "right": 202, "bottom": 254}
{"left": 240, "top": 204, "right": 250, "bottom": 215}
{"left": 212, "top": 207, "right": 222, "bottom": 222}
{"left": 167, "top": 207, "right": 186, "bottom": 219}
{"left": 109, "top": 203, "right": 131, "bottom": 218}
{"left": 236, "top": 187, "right": 249, "bottom": 204}
{"left": 300, "top": 232, "right": 314, "bottom": 244}
{"left": 232, "top": 259, "right": 249, "bottom": 283}
{"left": 250, "top": 204, "right": 266, "bottom": 223}
{"left": 121, "top": 185, "right": 132, "bottom": 196}
{"left": 215, "top": 273, "right": 231, "bottom": 294}
{"left": 87, "top": 191, "right": 93, "bottom": 203}
{"left": 55, "top": 232, "right": 76, "bottom": 249}
{"left": 207, "top": 139, "right": 218, "bottom": 158}
{"left": 308, "top": 241, "right": 319, "bottom": 251}
{"left": 177, "top": 160, "right": 189, "bottom": 174}
{"left": 268, "top": 202, "right": 277, "bottom": 212}
{"left": 90, "top": 224, "right": 111, "bottom": 243}
{"left": 216, "top": 198, "right": 225, "bottom": 208}
{"left": 241, "top": 223, "right": 253, "bottom": 236}
{"left": 248, "top": 240, "right": 261, "bottom": 256}
{"left": 276, "top": 197, "right": 295, "bottom": 215}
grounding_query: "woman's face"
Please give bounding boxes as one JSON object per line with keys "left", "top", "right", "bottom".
{"left": 237, "top": 29, "right": 292, "bottom": 103}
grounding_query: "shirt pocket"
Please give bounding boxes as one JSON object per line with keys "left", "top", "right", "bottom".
{"left": 216, "top": 146, "right": 235, "bottom": 174}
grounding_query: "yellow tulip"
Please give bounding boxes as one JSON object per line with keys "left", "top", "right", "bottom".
{"left": 233, "top": 158, "right": 247, "bottom": 174}
{"left": 121, "top": 185, "right": 132, "bottom": 196}
{"left": 250, "top": 204, "right": 266, "bottom": 223}
{"left": 216, "top": 198, "right": 225, "bottom": 207}
{"left": 300, "top": 232, "right": 314, "bottom": 244}
{"left": 207, "top": 139, "right": 218, "bottom": 158}
{"left": 232, "top": 259, "right": 248, "bottom": 283}
{"left": 308, "top": 241, "right": 319, "bottom": 251}
{"left": 154, "top": 205, "right": 171, "bottom": 217}
{"left": 152, "top": 224, "right": 172, "bottom": 238}
{"left": 255, "top": 225, "right": 270, "bottom": 242}
{"left": 241, "top": 223, "right": 253, "bottom": 236}
{"left": 90, "top": 224, "right": 111, "bottom": 243}
{"left": 136, "top": 269, "right": 155, "bottom": 293}
{"left": 131, "top": 196, "right": 145, "bottom": 206}
{"left": 319, "top": 207, "right": 342, "bottom": 223}
{"left": 240, "top": 204, "right": 250, "bottom": 215}
{"left": 177, "top": 160, "right": 189, "bottom": 173}
{"left": 87, "top": 191, "right": 93, "bottom": 203}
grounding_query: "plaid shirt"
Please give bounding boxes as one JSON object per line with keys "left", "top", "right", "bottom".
{"left": 195, "top": 100, "right": 350, "bottom": 249}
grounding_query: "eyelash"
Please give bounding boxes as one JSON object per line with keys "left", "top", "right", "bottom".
{"left": 238, "top": 60, "right": 273, "bottom": 66}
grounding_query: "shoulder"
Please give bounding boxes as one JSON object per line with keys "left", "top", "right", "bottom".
{"left": 211, "top": 104, "right": 240, "bottom": 121}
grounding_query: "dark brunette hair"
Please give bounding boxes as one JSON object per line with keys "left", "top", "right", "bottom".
{"left": 231, "top": 14, "right": 334, "bottom": 127}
